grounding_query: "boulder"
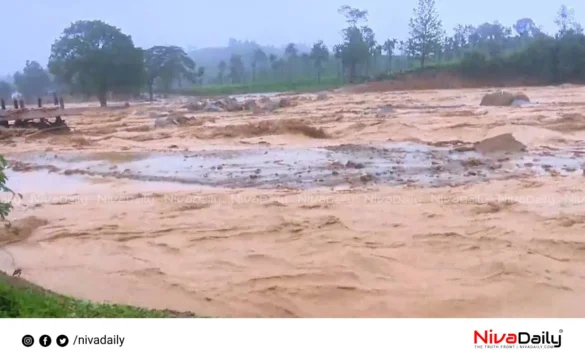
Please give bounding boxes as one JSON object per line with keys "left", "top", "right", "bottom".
{"left": 278, "top": 97, "right": 294, "bottom": 108}
{"left": 474, "top": 133, "right": 526, "bottom": 154}
{"left": 480, "top": 91, "right": 530, "bottom": 106}
{"left": 185, "top": 101, "right": 206, "bottom": 111}
{"left": 153, "top": 117, "right": 179, "bottom": 129}
{"left": 203, "top": 103, "right": 225, "bottom": 112}
{"left": 244, "top": 99, "right": 259, "bottom": 111}
{"left": 316, "top": 92, "right": 329, "bottom": 101}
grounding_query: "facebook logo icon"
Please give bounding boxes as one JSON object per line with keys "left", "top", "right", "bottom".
{"left": 39, "top": 335, "right": 52, "bottom": 347}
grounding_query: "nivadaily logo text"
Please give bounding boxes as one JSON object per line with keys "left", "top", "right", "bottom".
{"left": 474, "top": 329, "right": 562, "bottom": 349}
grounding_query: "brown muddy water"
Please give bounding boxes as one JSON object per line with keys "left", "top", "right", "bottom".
{"left": 6, "top": 142, "right": 585, "bottom": 190}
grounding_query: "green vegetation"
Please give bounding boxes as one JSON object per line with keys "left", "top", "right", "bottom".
{"left": 170, "top": 77, "right": 341, "bottom": 96}
{"left": 0, "top": 155, "right": 18, "bottom": 221}
{"left": 48, "top": 20, "right": 144, "bottom": 106}
{"left": 2, "top": 3, "right": 585, "bottom": 101}
{"left": 0, "top": 272, "right": 193, "bottom": 317}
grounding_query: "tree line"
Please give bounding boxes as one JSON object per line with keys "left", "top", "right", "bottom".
{"left": 0, "top": 1, "right": 584, "bottom": 105}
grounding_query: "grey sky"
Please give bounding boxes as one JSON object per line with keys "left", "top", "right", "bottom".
{"left": 3, "top": 0, "right": 583, "bottom": 75}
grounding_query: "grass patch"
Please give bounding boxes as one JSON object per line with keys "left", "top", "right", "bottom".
{"left": 0, "top": 271, "right": 198, "bottom": 318}
{"left": 170, "top": 77, "right": 342, "bottom": 97}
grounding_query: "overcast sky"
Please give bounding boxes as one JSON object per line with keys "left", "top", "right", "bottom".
{"left": 2, "top": 0, "right": 583, "bottom": 75}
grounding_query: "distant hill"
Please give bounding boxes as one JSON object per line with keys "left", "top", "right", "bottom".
{"left": 188, "top": 38, "right": 311, "bottom": 79}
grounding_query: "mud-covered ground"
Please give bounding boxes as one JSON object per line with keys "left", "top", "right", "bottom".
{"left": 1, "top": 85, "right": 585, "bottom": 317}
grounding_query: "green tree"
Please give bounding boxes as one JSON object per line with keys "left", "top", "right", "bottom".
{"left": 48, "top": 20, "right": 144, "bottom": 107}
{"left": 217, "top": 60, "right": 227, "bottom": 84}
{"left": 310, "top": 41, "right": 330, "bottom": 83}
{"left": 383, "top": 39, "right": 397, "bottom": 72}
{"left": 0, "top": 81, "right": 12, "bottom": 100}
{"left": 333, "top": 44, "right": 343, "bottom": 81}
{"left": 268, "top": 54, "right": 279, "bottom": 80}
{"left": 284, "top": 43, "right": 298, "bottom": 83}
{"left": 0, "top": 156, "right": 18, "bottom": 221}
{"left": 13, "top": 61, "right": 51, "bottom": 100}
{"left": 555, "top": 5, "right": 583, "bottom": 36}
{"left": 407, "top": 0, "right": 444, "bottom": 68}
{"left": 513, "top": 18, "right": 542, "bottom": 38}
{"left": 143, "top": 46, "right": 196, "bottom": 101}
{"left": 196, "top": 66, "right": 205, "bottom": 85}
{"left": 251, "top": 48, "right": 268, "bottom": 83}
{"left": 229, "top": 54, "right": 245, "bottom": 84}
{"left": 337, "top": 5, "right": 371, "bottom": 83}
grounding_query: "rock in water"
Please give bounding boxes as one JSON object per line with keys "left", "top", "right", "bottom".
{"left": 153, "top": 118, "right": 179, "bottom": 129}
{"left": 316, "top": 92, "right": 328, "bottom": 101}
{"left": 278, "top": 97, "right": 294, "bottom": 108}
{"left": 474, "top": 133, "right": 526, "bottom": 155}
{"left": 480, "top": 91, "right": 530, "bottom": 106}
{"left": 244, "top": 99, "right": 258, "bottom": 110}
{"left": 203, "top": 104, "right": 225, "bottom": 112}
{"left": 511, "top": 99, "right": 531, "bottom": 107}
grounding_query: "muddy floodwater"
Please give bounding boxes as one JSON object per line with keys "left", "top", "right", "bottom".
{"left": 7, "top": 143, "right": 585, "bottom": 189}
{"left": 2, "top": 85, "right": 585, "bottom": 317}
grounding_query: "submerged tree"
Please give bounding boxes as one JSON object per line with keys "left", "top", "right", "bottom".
{"left": 48, "top": 20, "right": 144, "bottom": 107}
{"left": 407, "top": 0, "right": 444, "bottom": 68}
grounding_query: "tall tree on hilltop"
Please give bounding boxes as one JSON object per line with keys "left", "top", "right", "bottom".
{"left": 48, "top": 20, "right": 144, "bottom": 107}
{"left": 13, "top": 60, "right": 52, "bottom": 100}
{"left": 407, "top": 0, "right": 444, "bottom": 68}
{"left": 337, "top": 5, "right": 371, "bottom": 83}
{"left": 143, "top": 46, "right": 196, "bottom": 101}
{"left": 310, "top": 41, "right": 330, "bottom": 83}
